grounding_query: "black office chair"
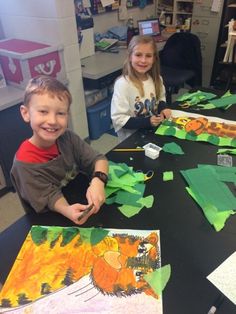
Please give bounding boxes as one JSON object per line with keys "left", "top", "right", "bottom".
{"left": 159, "top": 32, "right": 202, "bottom": 104}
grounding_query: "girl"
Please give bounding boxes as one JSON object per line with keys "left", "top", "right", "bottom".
{"left": 111, "top": 35, "right": 171, "bottom": 141}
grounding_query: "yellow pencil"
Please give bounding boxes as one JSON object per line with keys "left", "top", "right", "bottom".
{"left": 112, "top": 148, "right": 144, "bottom": 152}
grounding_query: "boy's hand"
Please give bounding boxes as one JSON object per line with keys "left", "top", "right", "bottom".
{"left": 86, "top": 178, "right": 106, "bottom": 213}
{"left": 54, "top": 197, "right": 94, "bottom": 225}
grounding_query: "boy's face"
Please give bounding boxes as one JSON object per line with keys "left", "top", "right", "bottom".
{"left": 20, "top": 93, "right": 69, "bottom": 148}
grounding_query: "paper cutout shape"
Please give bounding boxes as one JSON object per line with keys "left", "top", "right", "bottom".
{"left": 0, "top": 227, "right": 163, "bottom": 313}
{"left": 163, "top": 171, "right": 174, "bottom": 181}
{"left": 144, "top": 264, "right": 171, "bottom": 295}
{"left": 181, "top": 165, "right": 236, "bottom": 231}
{"left": 162, "top": 142, "right": 184, "bottom": 155}
{"left": 156, "top": 110, "right": 236, "bottom": 147}
{"left": 207, "top": 251, "right": 236, "bottom": 305}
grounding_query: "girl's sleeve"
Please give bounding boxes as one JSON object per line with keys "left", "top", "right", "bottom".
{"left": 111, "top": 78, "right": 132, "bottom": 132}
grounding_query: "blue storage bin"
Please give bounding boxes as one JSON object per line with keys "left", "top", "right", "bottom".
{"left": 86, "top": 97, "right": 112, "bottom": 140}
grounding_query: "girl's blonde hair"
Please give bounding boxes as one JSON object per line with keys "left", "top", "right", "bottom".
{"left": 24, "top": 75, "right": 72, "bottom": 107}
{"left": 123, "top": 35, "right": 162, "bottom": 99}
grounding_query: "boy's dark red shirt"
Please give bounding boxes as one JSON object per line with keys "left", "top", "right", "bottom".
{"left": 16, "top": 139, "right": 59, "bottom": 163}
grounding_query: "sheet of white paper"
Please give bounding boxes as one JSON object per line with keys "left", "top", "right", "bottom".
{"left": 207, "top": 251, "right": 236, "bottom": 305}
{"left": 83, "top": 0, "right": 91, "bottom": 8}
{"left": 118, "top": 0, "right": 128, "bottom": 20}
{"left": 100, "top": 0, "right": 115, "bottom": 8}
{"left": 211, "top": 0, "right": 222, "bottom": 12}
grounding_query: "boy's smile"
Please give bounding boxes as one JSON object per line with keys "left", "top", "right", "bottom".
{"left": 20, "top": 93, "right": 69, "bottom": 148}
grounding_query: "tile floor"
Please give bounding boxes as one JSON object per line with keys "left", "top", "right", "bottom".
{"left": 0, "top": 133, "right": 119, "bottom": 233}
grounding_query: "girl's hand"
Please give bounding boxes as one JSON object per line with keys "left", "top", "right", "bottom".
{"left": 161, "top": 108, "right": 172, "bottom": 120}
{"left": 150, "top": 115, "right": 163, "bottom": 127}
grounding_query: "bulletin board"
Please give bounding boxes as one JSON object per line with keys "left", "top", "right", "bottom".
{"left": 76, "top": 0, "right": 154, "bottom": 16}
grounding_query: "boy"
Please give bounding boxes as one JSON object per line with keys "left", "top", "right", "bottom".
{"left": 11, "top": 75, "right": 108, "bottom": 225}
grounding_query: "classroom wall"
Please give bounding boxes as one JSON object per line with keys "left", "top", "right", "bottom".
{"left": 93, "top": 4, "right": 156, "bottom": 34}
{"left": 0, "top": 0, "right": 89, "bottom": 139}
{"left": 0, "top": 0, "right": 157, "bottom": 138}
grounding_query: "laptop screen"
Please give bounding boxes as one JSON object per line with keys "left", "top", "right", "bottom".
{"left": 138, "top": 18, "right": 161, "bottom": 37}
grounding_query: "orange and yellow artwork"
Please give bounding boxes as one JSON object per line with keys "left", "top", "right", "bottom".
{"left": 0, "top": 226, "right": 162, "bottom": 314}
{"left": 156, "top": 110, "right": 236, "bottom": 147}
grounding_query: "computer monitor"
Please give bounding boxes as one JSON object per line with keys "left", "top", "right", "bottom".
{"left": 138, "top": 18, "right": 161, "bottom": 37}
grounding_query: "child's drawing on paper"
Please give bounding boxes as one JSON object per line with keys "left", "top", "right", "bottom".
{"left": 0, "top": 226, "right": 162, "bottom": 314}
{"left": 156, "top": 110, "right": 236, "bottom": 147}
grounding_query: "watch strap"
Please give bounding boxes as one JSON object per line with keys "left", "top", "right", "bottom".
{"left": 92, "top": 171, "right": 108, "bottom": 186}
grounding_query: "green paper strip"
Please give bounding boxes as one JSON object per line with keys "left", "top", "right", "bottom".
{"left": 163, "top": 171, "right": 174, "bottom": 181}
{"left": 144, "top": 264, "right": 171, "bottom": 296}
{"left": 217, "top": 148, "right": 236, "bottom": 155}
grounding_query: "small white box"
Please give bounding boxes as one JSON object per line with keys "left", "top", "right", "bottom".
{"left": 143, "top": 143, "right": 162, "bottom": 159}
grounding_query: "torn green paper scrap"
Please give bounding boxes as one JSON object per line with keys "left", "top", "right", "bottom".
{"left": 118, "top": 204, "right": 143, "bottom": 218}
{"left": 163, "top": 171, "right": 174, "bottom": 181}
{"left": 186, "top": 187, "right": 234, "bottom": 231}
{"left": 177, "top": 90, "right": 216, "bottom": 103}
{"left": 181, "top": 167, "right": 236, "bottom": 212}
{"left": 106, "top": 161, "right": 154, "bottom": 217}
{"left": 162, "top": 142, "right": 184, "bottom": 155}
{"left": 117, "top": 196, "right": 154, "bottom": 218}
{"left": 144, "top": 264, "right": 171, "bottom": 296}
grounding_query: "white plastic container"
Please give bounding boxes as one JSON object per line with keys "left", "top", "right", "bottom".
{"left": 143, "top": 143, "right": 162, "bottom": 159}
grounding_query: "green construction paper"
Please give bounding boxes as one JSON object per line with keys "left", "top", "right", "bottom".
{"left": 105, "top": 186, "right": 120, "bottom": 198}
{"left": 209, "top": 94, "right": 236, "bottom": 108}
{"left": 136, "top": 195, "right": 154, "bottom": 208}
{"left": 115, "top": 183, "right": 145, "bottom": 205}
{"left": 105, "top": 195, "right": 117, "bottom": 205}
{"left": 162, "top": 142, "right": 184, "bottom": 155}
{"left": 197, "top": 103, "right": 216, "bottom": 110}
{"left": 79, "top": 228, "right": 93, "bottom": 243}
{"left": 163, "top": 171, "right": 174, "bottom": 181}
{"left": 177, "top": 90, "right": 216, "bottom": 102}
{"left": 197, "top": 165, "right": 236, "bottom": 183}
{"left": 90, "top": 228, "right": 109, "bottom": 245}
{"left": 217, "top": 148, "right": 236, "bottom": 155}
{"left": 144, "top": 264, "right": 171, "bottom": 295}
{"left": 181, "top": 168, "right": 236, "bottom": 211}
{"left": 186, "top": 187, "right": 234, "bottom": 231}
{"left": 118, "top": 203, "right": 143, "bottom": 218}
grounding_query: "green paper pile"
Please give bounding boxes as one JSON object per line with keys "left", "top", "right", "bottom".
{"left": 177, "top": 90, "right": 236, "bottom": 110}
{"left": 105, "top": 161, "right": 154, "bottom": 217}
{"left": 177, "top": 90, "right": 216, "bottom": 107}
{"left": 181, "top": 165, "right": 236, "bottom": 231}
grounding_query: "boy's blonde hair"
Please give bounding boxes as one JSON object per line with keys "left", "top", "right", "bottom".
{"left": 24, "top": 75, "right": 72, "bottom": 107}
{"left": 123, "top": 35, "right": 162, "bottom": 99}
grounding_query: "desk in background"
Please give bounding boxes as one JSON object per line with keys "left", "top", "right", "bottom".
{"left": 81, "top": 41, "right": 166, "bottom": 89}
{"left": 0, "top": 103, "right": 235, "bottom": 313}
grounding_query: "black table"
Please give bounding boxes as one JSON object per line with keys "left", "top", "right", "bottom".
{"left": 1, "top": 105, "right": 236, "bottom": 314}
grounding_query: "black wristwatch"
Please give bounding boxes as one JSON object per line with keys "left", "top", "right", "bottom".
{"left": 92, "top": 171, "right": 108, "bottom": 186}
